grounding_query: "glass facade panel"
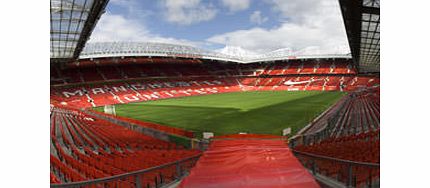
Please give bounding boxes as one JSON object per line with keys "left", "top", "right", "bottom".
{"left": 50, "top": 0, "right": 97, "bottom": 59}
{"left": 358, "top": 11, "right": 380, "bottom": 72}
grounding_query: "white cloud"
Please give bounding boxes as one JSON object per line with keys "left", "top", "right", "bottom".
{"left": 89, "top": 0, "right": 349, "bottom": 56}
{"left": 207, "top": 0, "right": 350, "bottom": 54}
{"left": 221, "top": 0, "right": 250, "bottom": 12}
{"left": 110, "top": 0, "right": 154, "bottom": 19}
{"left": 161, "top": 0, "right": 217, "bottom": 25}
{"left": 250, "top": 11, "right": 268, "bottom": 25}
{"left": 269, "top": 0, "right": 340, "bottom": 27}
{"left": 89, "top": 13, "right": 198, "bottom": 46}
{"left": 110, "top": 0, "right": 134, "bottom": 6}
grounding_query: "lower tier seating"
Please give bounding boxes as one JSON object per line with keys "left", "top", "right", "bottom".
{"left": 51, "top": 76, "right": 379, "bottom": 108}
{"left": 292, "top": 87, "right": 380, "bottom": 187}
{"left": 294, "top": 130, "right": 380, "bottom": 187}
{"left": 89, "top": 110, "right": 195, "bottom": 138}
{"left": 50, "top": 107, "right": 200, "bottom": 186}
{"left": 295, "top": 131, "right": 379, "bottom": 163}
{"left": 302, "top": 87, "right": 380, "bottom": 137}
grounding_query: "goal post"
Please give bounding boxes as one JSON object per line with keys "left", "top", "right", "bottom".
{"left": 104, "top": 105, "right": 116, "bottom": 115}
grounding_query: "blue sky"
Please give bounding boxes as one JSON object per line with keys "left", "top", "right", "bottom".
{"left": 89, "top": 0, "right": 350, "bottom": 55}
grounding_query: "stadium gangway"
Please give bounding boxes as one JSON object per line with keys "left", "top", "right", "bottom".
{"left": 50, "top": 154, "right": 201, "bottom": 188}
{"left": 292, "top": 150, "right": 380, "bottom": 188}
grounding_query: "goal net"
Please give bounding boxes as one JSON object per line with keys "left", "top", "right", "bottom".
{"left": 103, "top": 105, "right": 116, "bottom": 115}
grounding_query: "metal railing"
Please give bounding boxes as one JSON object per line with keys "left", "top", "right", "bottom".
{"left": 290, "top": 93, "right": 358, "bottom": 148}
{"left": 293, "top": 150, "right": 379, "bottom": 188}
{"left": 51, "top": 154, "right": 201, "bottom": 188}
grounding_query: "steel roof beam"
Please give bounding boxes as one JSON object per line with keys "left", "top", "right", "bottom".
{"left": 71, "top": 0, "right": 109, "bottom": 60}
{"left": 51, "top": 18, "right": 86, "bottom": 22}
{"left": 338, "top": 0, "right": 379, "bottom": 73}
{"left": 50, "top": 0, "right": 109, "bottom": 62}
{"left": 362, "top": 6, "right": 380, "bottom": 15}
{"left": 51, "top": 38, "right": 80, "bottom": 42}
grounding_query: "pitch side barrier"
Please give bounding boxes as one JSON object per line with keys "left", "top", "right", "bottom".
{"left": 292, "top": 150, "right": 380, "bottom": 188}
{"left": 83, "top": 110, "right": 206, "bottom": 150}
{"left": 210, "top": 137, "right": 288, "bottom": 141}
{"left": 50, "top": 154, "right": 201, "bottom": 188}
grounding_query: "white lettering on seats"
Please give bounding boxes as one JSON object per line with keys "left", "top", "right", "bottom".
{"left": 92, "top": 88, "right": 105, "bottom": 94}
{"left": 112, "top": 86, "right": 127, "bottom": 92}
{"left": 62, "top": 90, "right": 84, "bottom": 98}
{"left": 123, "top": 94, "right": 140, "bottom": 101}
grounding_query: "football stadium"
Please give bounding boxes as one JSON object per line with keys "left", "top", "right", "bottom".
{"left": 49, "top": 0, "right": 380, "bottom": 187}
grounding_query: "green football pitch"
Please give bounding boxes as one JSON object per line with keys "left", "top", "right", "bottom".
{"left": 94, "top": 91, "right": 345, "bottom": 138}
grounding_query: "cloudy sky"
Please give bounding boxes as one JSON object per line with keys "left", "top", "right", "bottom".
{"left": 89, "top": 0, "right": 350, "bottom": 55}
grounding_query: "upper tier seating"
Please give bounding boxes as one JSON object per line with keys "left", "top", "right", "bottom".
{"left": 51, "top": 58, "right": 356, "bottom": 85}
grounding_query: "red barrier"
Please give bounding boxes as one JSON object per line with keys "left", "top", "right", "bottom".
{"left": 179, "top": 137, "right": 320, "bottom": 188}
{"left": 213, "top": 133, "right": 284, "bottom": 139}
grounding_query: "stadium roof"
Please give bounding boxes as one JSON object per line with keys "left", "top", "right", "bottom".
{"left": 339, "top": 0, "right": 380, "bottom": 72}
{"left": 80, "top": 42, "right": 351, "bottom": 63}
{"left": 50, "top": 0, "right": 109, "bottom": 62}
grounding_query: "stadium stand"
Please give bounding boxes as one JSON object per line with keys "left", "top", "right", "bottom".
{"left": 51, "top": 75, "right": 379, "bottom": 108}
{"left": 50, "top": 58, "right": 379, "bottom": 187}
{"left": 293, "top": 130, "right": 380, "bottom": 187}
{"left": 298, "top": 87, "right": 380, "bottom": 137}
{"left": 290, "top": 87, "right": 380, "bottom": 187}
{"left": 50, "top": 53, "right": 379, "bottom": 188}
{"left": 50, "top": 0, "right": 380, "bottom": 185}
{"left": 89, "top": 110, "right": 195, "bottom": 138}
{"left": 50, "top": 107, "right": 200, "bottom": 186}
{"left": 295, "top": 130, "right": 379, "bottom": 163}
{"left": 51, "top": 58, "right": 378, "bottom": 108}
{"left": 51, "top": 58, "right": 357, "bottom": 85}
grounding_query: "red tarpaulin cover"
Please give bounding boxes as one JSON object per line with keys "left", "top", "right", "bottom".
{"left": 179, "top": 136, "right": 320, "bottom": 188}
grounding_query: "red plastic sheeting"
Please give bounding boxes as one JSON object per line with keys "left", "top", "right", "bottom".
{"left": 179, "top": 138, "right": 320, "bottom": 188}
